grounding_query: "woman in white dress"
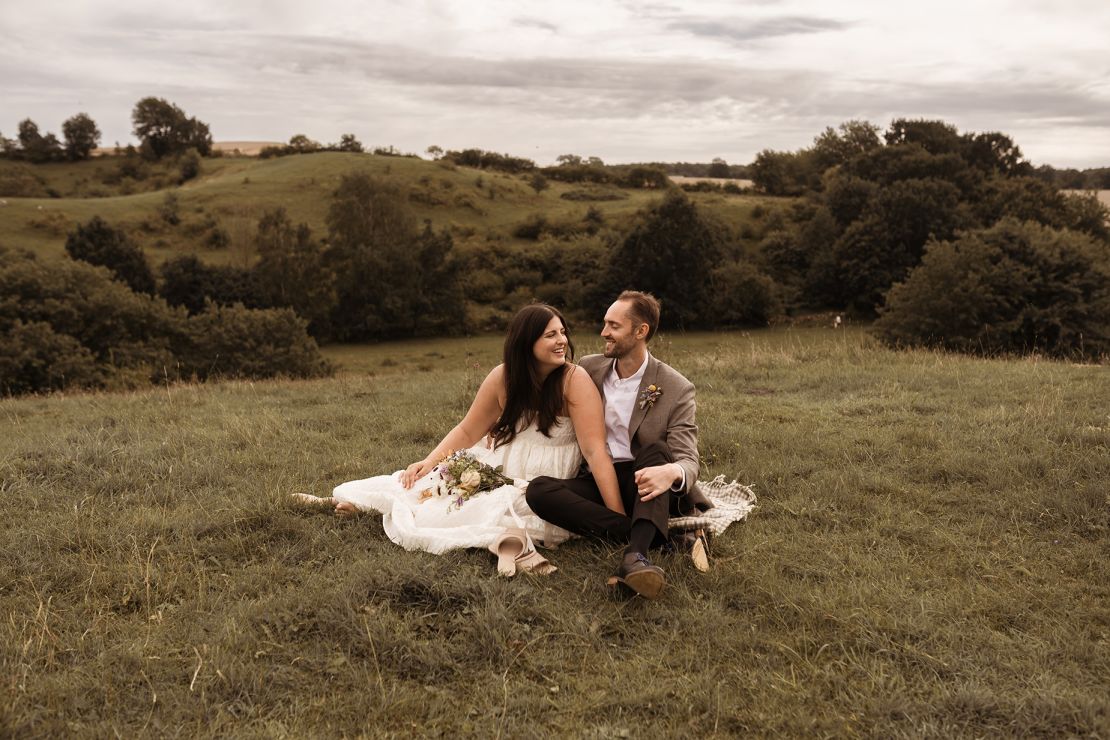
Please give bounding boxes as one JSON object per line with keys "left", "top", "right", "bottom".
{"left": 294, "top": 304, "right": 625, "bottom": 575}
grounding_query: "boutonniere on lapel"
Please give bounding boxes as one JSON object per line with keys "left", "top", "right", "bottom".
{"left": 638, "top": 384, "right": 663, "bottom": 411}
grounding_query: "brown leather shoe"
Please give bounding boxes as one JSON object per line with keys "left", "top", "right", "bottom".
{"left": 669, "top": 529, "right": 710, "bottom": 573}
{"left": 613, "top": 552, "right": 665, "bottom": 599}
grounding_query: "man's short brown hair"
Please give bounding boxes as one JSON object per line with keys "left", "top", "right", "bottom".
{"left": 617, "top": 290, "right": 661, "bottom": 341}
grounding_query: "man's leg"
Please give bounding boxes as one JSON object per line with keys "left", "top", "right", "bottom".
{"left": 626, "top": 441, "right": 674, "bottom": 553}
{"left": 526, "top": 462, "right": 637, "bottom": 541}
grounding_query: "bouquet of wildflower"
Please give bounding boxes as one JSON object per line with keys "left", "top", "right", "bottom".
{"left": 418, "top": 450, "right": 514, "bottom": 512}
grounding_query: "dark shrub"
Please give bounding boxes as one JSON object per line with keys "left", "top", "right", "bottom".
{"left": 176, "top": 303, "right": 331, "bottom": 381}
{"left": 710, "top": 262, "right": 783, "bottom": 326}
{"left": 599, "top": 189, "right": 724, "bottom": 329}
{"left": 0, "top": 320, "right": 99, "bottom": 394}
{"left": 0, "top": 248, "right": 183, "bottom": 391}
{"left": 511, "top": 214, "right": 547, "bottom": 240}
{"left": 64, "top": 216, "right": 156, "bottom": 295}
{"left": 0, "top": 248, "right": 331, "bottom": 394}
{"left": 0, "top": 163, "right": 50, "bottom": 197}
{"left": 178, "top": 148, "right": 202, "bottom": 182}
{"left": 159, "top": 255, "right": 262, "bottom": 315}
{"left": 875, "top": 219, "right": 1110, "bottom": 360}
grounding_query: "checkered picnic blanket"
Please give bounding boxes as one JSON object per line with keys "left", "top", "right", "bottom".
{"left": 668, "top": 475, "right": 757, "bottom": 535}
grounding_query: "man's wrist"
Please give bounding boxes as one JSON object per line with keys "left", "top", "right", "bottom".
{"left": 669, "top": 463, "right": 686, "bottom": 492}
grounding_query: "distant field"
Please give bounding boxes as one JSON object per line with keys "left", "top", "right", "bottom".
{"left": 2, "top": 327, "right": 1107, "bottom": 736}
{"left": 670, "top": 175, "right": 755, "bottom": 189}
{"left": 1062, "top": 188, "right": 1110, "bottom": 208}
{"left": 0, "top": 153, "right": 783, "bottom": 265}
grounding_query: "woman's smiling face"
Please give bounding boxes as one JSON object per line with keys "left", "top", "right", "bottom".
{"left": 533, "top": 315, "right": 569, "bottom": 371}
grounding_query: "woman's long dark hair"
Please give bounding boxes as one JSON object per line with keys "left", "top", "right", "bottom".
{"left": 490, "top": 304, "right": 576, "bottom": 448}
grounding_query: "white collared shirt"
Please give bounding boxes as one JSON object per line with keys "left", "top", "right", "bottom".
{"left": 602, "top": 354, "right": 687, "bottom": 492}
{"left": 602, "top": 354, "right": 649, "bottom": 462}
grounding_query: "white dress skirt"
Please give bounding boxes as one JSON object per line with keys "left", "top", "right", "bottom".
{"left": 332, "top": 418, "right": 581, "bottom": 554}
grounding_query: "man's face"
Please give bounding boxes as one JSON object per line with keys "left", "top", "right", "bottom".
{"left": 601, "top": 300, "right": 644, "bottom": 359}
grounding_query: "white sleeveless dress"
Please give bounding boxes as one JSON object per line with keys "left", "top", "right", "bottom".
{"left": 332, "top": 418, "right": 581, "bottom": 554}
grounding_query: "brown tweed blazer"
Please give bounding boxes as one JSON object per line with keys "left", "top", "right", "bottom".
{"left": 578, "top": 353, "right": 712, "bottom": 514}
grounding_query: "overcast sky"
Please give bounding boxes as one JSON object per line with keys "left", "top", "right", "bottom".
{"left": 3, "top": 0, "right": 1109, "bottom": 168}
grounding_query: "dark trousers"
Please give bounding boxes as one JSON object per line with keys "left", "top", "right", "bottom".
{"left": 526, "top": 441, "right": 673, "bottom": 548}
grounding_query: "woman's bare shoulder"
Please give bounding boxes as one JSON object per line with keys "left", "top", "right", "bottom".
{"left": 562, "top": 363, "right": 600, "bottom": 400}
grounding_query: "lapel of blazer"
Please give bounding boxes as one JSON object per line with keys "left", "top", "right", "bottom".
{"left": 628, "top": 355, "right": 661, "bottom": 442}
{"left": 585, "top": 356, "right": 610, "bottom": 398}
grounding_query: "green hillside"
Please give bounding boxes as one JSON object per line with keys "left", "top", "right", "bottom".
{"left": 0, "top": 153, "right": 782, "bottom": 267}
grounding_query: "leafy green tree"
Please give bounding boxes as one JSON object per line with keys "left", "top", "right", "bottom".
{"left": 751, "top": 148, "right": 820, "bottom": 195}
{"left": 600, "top": 189, "right": 724, "bottom": 329}
{"left": 175, "top": 302, "right": 330, "bottom": 381}
{"left": 707, "top": 157, "right": 730, "bottom": 178}
{"left": 64, "top": 217, "right": 155, "bottom": 295}
{"left": 884, "top": 118, "right": 962, "bottom": 155}
{"left": 962, "top": 131, "right": 1030, "bottom": 176}
{"left": 61, "top": 113, "right": 101, "bottom": 160}
{"left": 529, "top": 172, "right": 549, "bottom": 194}
{"left": 0, "top": 247, "right": 329, "bottom": 394}
{"left": 0, "top": 247, "right": 182, "bottom": 391}
{"left": 0, "top": 319, "right": 99, "bottom": 394}
{"left": 812, "top": 120, "right": 881, "bottom": 170}
{"left": 875, "top": 219, "right": 1110, "bottom": 359}
{"left": 132, "top": 97, "right": 212, "bottom": 159}
{"left": 16, "top": 119, "right": 62, "bottom": 163}
{"left": 0, "top": 130, "right": 15, "bottom": 158}
{"left": 974, "top": 177, "right": 1109, "bottom": 240}
{"left": 621, "top": 166, "right": 670, "bottom": 189}
{"left": 828, "top": 178, "right": 964, "bottom": 310}
{"left": 425, "top": 145, "right": 443, "bottom": 159}
{"left": 178, "top": 148, "right": 202, "bottom": 182}
{"left": 288, "top": 134, "right": 320, "bottom": 153}
{"left": 159, "top": 255, "right": 261, "bottom": 315}
{"left": 822, "top": 172, "right": 879, "bottom": 226}
{"left": 710, "top": 261, "right": 782, "bottom": 325}
{"left": 326, "top": 173, "right": 463, "bottom": 339}
{"left": 839, "top": 144, "right": 979, "bottom": 195}
{"left": 336, "top": 134, "right": 364, "bottom": 153}
{"left": 252, "top": 208, "right": 336, "bottom": 335}
{"left": 410, "top": 223, "right": 465, "bottom": 335}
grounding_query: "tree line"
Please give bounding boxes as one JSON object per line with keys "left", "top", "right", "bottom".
{"left": 2, "top": 97, "right": 211, "bottom": 164}
{"left": 3, "top": 111, "right": 1107, "bottom": 397}
{"left": 749, "top": 118, "right": 1109, "bottom": 358}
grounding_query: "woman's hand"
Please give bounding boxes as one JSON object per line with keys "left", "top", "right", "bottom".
{"left": 400, "top": 459, "right": 435, "bottom": 489}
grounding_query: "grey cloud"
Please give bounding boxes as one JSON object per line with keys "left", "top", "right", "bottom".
{"left": 810, "top": 75, "right": 1110, "bottom": 132}
{"left": 241, "top": 34, "right": 820, "bottom": 108}
{"left": 110, "top": 31, "right": 1107, "bottom": 134}
{"left": 512, "top": 17, "right": 559, "bottom": 33}
{"left": 668, "top": 16, "right": 849, "bottom": 44}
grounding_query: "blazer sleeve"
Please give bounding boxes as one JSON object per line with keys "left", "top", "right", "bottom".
{"left": 667, "top": 380, "right": 700, "bottom": 493}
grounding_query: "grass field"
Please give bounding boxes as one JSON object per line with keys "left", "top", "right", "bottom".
{"left": 2, "top": 327, "right": 1107, "bottom": 736}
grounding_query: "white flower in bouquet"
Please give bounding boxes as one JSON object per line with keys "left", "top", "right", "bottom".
{"left": 417, "top": 449, "right": 513, "bottom": 511}
{"left": 459, "top": 469, "right": 482, "bottom": 491}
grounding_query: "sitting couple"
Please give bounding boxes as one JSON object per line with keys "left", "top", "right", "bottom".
{"left": 297, "top": 291, "right": 713, "bottom": 599}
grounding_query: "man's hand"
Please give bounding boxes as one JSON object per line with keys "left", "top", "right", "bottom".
{"left": 400, "top": 459, "right": 435, "bottom": 489}
{"left": 634, "top": 464, "right": 681, "bottom": 501}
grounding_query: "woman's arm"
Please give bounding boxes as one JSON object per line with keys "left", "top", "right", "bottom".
{"left": 399, "top": 366, "right": 505, "bottom": 488}
{"left": 565, "top": 366, "right": 626, "bottom": 515}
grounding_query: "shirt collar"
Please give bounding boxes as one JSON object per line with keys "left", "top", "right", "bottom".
{"left": 608, "top": 353, "right": 650, "bottom": 385}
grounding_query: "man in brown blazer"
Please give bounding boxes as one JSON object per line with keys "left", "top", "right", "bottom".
{"left": 526, "top": 291, "right": 711, "bottom": 598}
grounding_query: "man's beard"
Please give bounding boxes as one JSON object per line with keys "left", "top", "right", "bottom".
{"left": 603, "top": 337, "right": 633, "bottom": 358}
